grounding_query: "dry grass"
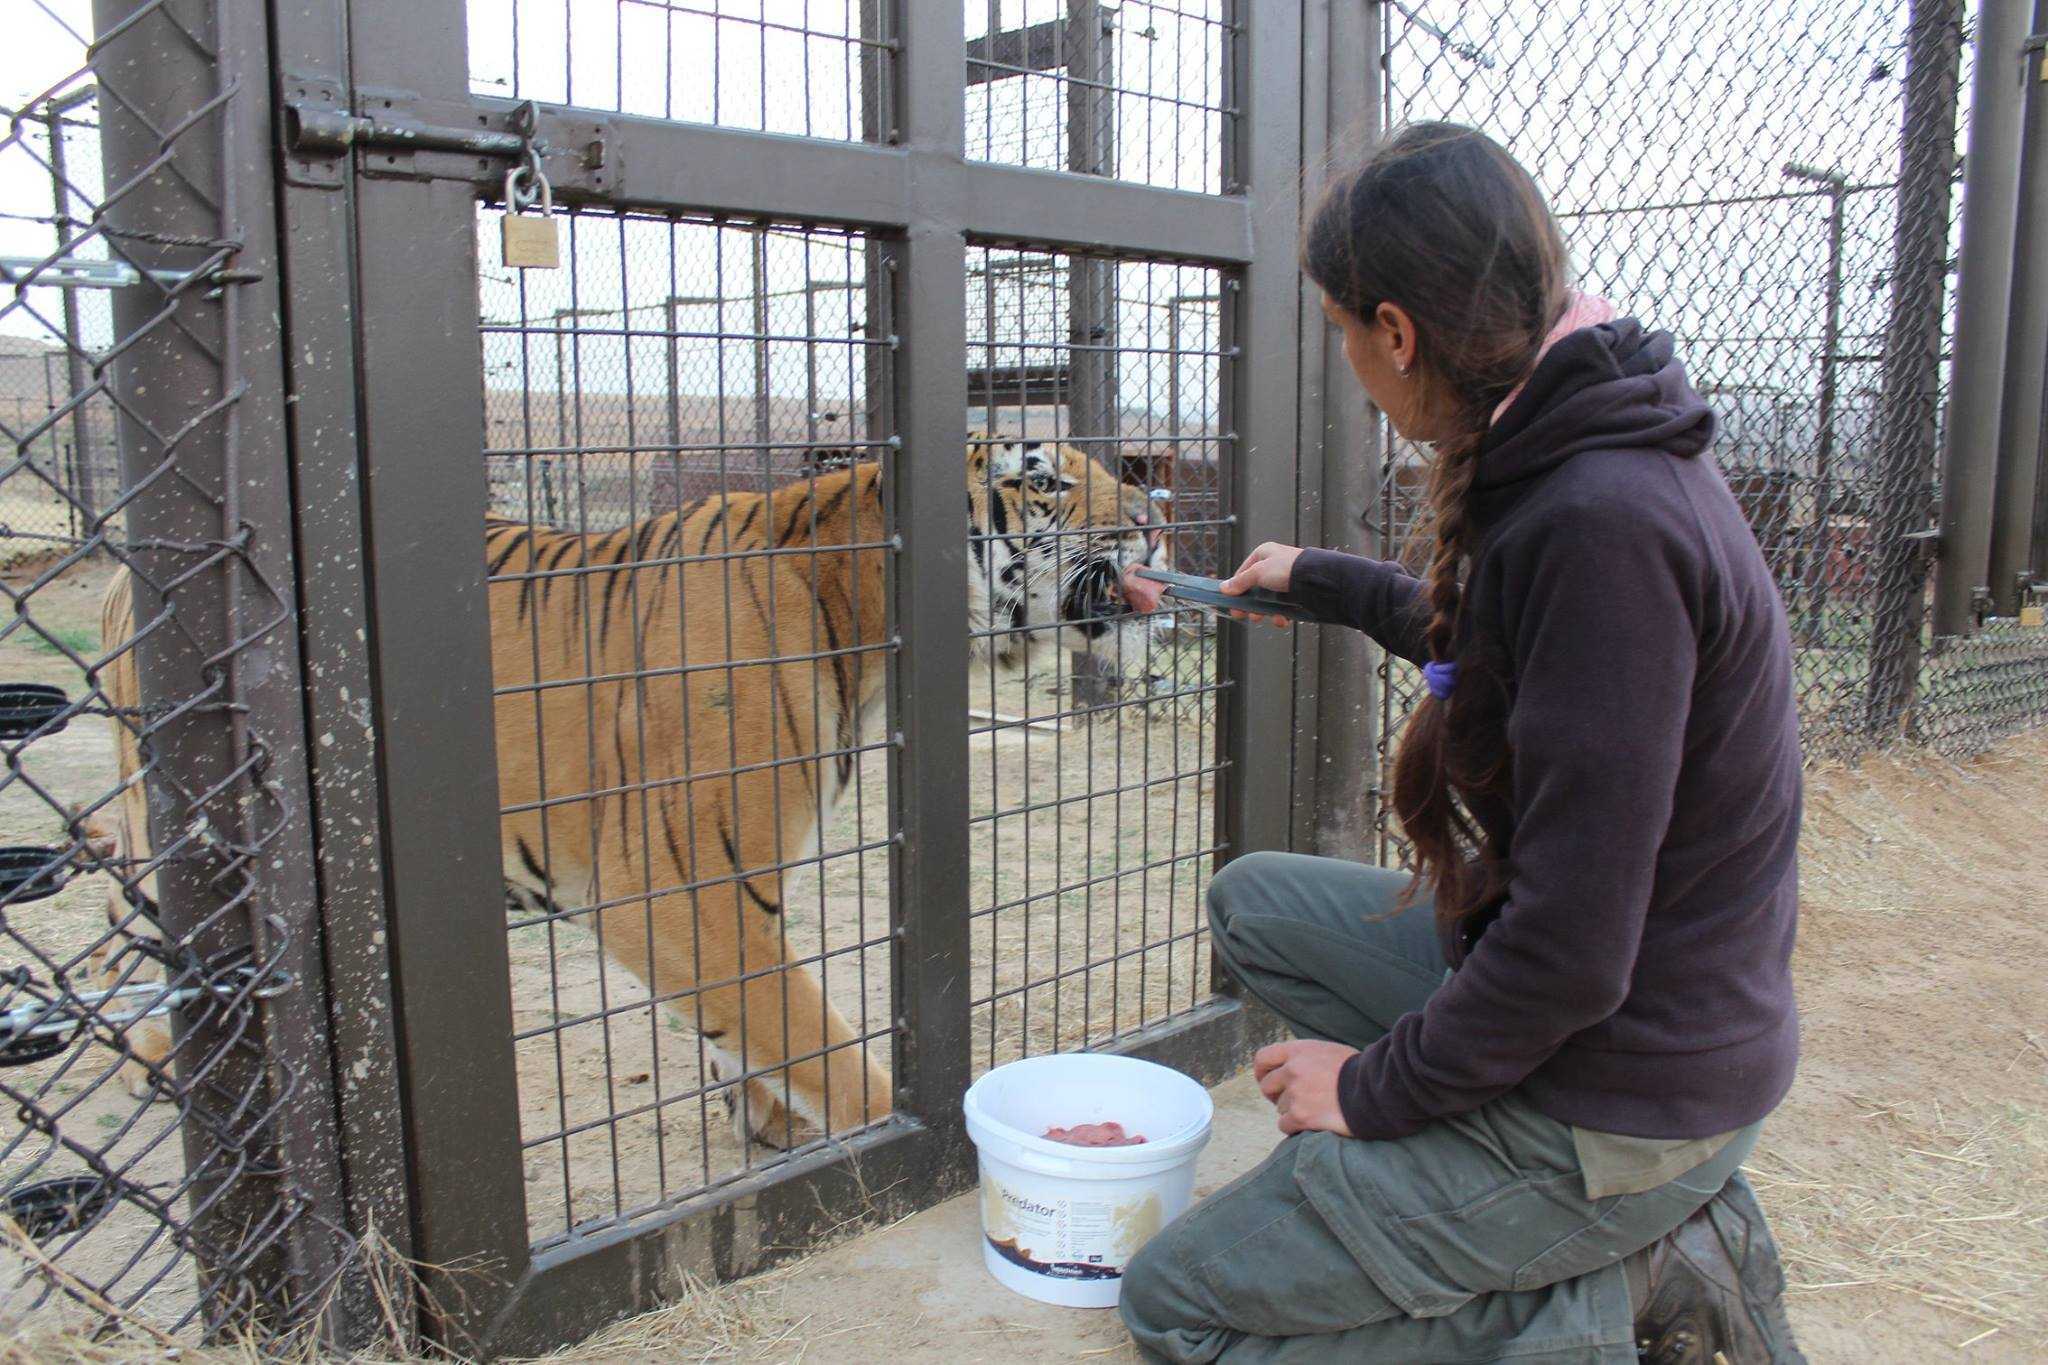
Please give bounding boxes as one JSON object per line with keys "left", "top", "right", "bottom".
{"left": 0, "top": 1226, "right": 433, "bottom": 1365}
{"left": 1751, "top": 1097, "right": 2048, "bottom": 1351}
{"left": 511, "top": 1274, "right": 799, "bottom": 1365}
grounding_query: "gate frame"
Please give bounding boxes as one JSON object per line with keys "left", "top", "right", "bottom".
{"left": 252, "top": 0, "right": 1339, "bottom": 1353}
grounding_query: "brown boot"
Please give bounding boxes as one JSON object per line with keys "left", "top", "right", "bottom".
{"left": 1625, "top": 1177, "right": 1805, "bottom": 1364}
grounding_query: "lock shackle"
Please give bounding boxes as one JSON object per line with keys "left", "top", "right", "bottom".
{"left": 505, "top": 100, "right": 554, "bottom": 217}
{"left": 506, "top": 163, "right": 554, "bottom": 217}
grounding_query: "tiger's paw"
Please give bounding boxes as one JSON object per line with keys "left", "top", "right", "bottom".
{"left": 721, "top": 1079, "right": 815, "bottom": 1152}
{"left": 706, "top": 1054, "right": 815, "bottom": 1151}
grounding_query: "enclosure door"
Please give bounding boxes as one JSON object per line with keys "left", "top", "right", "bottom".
{"left": 283, "top": 1, "right": 1305, "bottom": 1353}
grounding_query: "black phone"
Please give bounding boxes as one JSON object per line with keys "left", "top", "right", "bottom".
{"left": 1133, "top": 567, "right": 1327, "bottom": 624}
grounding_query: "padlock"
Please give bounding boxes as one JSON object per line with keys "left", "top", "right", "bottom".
{"left": 501, "top": 166, "right": 561, "bottom": 270}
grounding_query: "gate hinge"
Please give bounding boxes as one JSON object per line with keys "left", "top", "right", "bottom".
{"left": 280, "top": 76, "right": 615, "bottom": 201}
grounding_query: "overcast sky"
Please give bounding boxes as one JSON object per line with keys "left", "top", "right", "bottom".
{"left": 0, "top": 0, "right": 1969, "bottom": 420}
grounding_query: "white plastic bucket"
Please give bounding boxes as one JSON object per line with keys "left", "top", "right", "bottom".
{"left": 962, "top": 1053, "right": 1213, "bottom": 1309}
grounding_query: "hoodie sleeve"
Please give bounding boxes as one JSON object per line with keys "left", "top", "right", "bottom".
{"left": 1291, "top": 548, "right": 1432, "bottom": 664}
{"left": 1335, "top": 495, "right": 1702, "bottom": 1140}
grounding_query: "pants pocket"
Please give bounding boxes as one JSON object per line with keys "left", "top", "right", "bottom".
{"left": 1510, "top": 1128, "right": 1760, "bottom": 1293}
{"left": 1187, "top": 1197, "right": 1387, "bottom": 1338}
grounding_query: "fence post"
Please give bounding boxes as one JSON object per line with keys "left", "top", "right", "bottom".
{"left": 1932, "top": 0, "right": 2031, "bottom": 637}
{"left": 886, "top": 0, "right": 974, "bottom": 1137}
{"left": 1989, "top": 0, "right": 2048, "bottom": 614}
{"left": 1291, "top": 0, "right": 1381, "bottom": 860}
{"left": 1221, "top": 0, "right": 1304, "bottom": 868}
{"left": 1864, "top": 0, "right": 1963, "bottom": 739}
{"left": 1783, "top": 163, "right": 1847, "bottom": 646}
{"left": 1067, "top": 0, "right": 1121, "bottom": 707}
{"left": 2035, "top": 351, "right": 2048, "bottom": 581}
{"left": 89, "top": 0, "right": 350, "bottom": 1336}
{"left": 44, "top": 87, "right": 99, "bottom": 531}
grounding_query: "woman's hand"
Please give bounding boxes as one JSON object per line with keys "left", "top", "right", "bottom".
{"left": 1253, "top": 1039, "right": 1358, "bottom": 1137}
{"left": 1221, "top": 543, "right": 1305, "bottom": 629}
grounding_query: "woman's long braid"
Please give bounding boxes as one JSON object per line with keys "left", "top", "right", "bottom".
{"left": 1390, "top": 431, "right": 1491, "bottom": 919}
{"left": 1304, "top": 121, "right": 1567, "bottom": 935}
{"left": 1419, "top": 435, "right": 1481, "bottom": 665}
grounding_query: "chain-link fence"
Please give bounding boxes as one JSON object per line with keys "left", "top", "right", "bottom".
{"left": 1368, "top": 0, "right": 2047, "bottom": 864}
{"left": 0, "top": 85, "right": 120, "bottom": 568}
{"left": 1, "top": 0, "right": 350, "bottom": 1347}
{"left": 1, "top": 0, "right": 2044, "bottom": 1354}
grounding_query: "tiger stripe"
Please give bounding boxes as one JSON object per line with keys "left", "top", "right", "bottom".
{"left": 100, "top": 441, "right": 1165, "bottom": 1146}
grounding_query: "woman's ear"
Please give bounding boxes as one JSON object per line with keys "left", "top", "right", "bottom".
{"left": 1375, "top": 302, "right": 1418, "bottom": 374}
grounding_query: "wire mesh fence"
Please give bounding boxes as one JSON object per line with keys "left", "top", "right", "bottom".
{"left": 1, "top": 0, "right": 348, "bottom": 1345}
{"left": 964, "top": 244, "right": 1230, "bottom": 1075}
{"left": 468, "top": 0, "right": 893, "bottom": 143}
{"left": 966, "top": 1, "right": 1236, "bottom": 192}
{"left": 0, "top": 0, "right": 2042, "bottom": 1352}
{"left": 0, "top": 92, "right": 120, "bottom": 566}
{"left": 477, "top": 205, "right": 901, "bottom": 1246}
{"left": 1367, "top": 0, "right": 2043, "bottom": 865}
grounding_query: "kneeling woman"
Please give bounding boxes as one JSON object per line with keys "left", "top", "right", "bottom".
{"left": 1117, "top": 124, "right": 1805, "bottom": 1363}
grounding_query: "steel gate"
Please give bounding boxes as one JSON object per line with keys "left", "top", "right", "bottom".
{"left": 251, "top": 1, "right": 1340, "bottom": 1352}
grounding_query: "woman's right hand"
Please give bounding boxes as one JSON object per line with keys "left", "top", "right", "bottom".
{"left": 1221, "top": 542, "right": 1304, "bottom": 629}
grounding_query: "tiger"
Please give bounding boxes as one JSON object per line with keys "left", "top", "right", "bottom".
{"left": 82, "top": 573, "right": 168, "bottom": 1100}
{"left": 94, "top": 438, "right": 1172, "bottom": 1142}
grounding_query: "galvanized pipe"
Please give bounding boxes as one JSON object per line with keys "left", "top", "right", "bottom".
{"left": 1865, "top": 0, "right": 1963, "bottom": 736}
{"left": 44, "top": 85, "right": 98, "bottom": 527}
{"left": 1306, "top": 0, "right": 1381, "bottom": 860}
{"left": 1933, "top": 0, "right": 2030, "bottom": 636}
{"left": 1782, "top": 162, "right": 1847, "bottom": 644}
{"left": 1987, "top": 1, "right": 2048, "bottom": 614}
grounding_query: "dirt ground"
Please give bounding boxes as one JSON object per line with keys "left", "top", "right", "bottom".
{"left": 503, "top": 610, "right": 1224, "bottom": 1244}
{"left": 524, "top": 729, "right": 2048, "bottom": 1365}
{"left": 3, "top": 553, "right": 2045, "bottom": 1361}
{"left": 2, "top": 555, "right": 1227, "bottom": 1286}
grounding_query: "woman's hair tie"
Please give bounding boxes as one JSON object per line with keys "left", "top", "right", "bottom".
{"left": 1423, "top": 660, "right": 1458, "bottom": 701}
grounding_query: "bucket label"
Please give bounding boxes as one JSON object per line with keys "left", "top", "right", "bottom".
{"left": 981, "top": 1174, "right": 1165, "bottom": 1281}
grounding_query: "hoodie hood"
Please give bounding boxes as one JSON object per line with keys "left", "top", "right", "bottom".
{"left": 1471, "top": 318, "right": 1716, "bottom": 519}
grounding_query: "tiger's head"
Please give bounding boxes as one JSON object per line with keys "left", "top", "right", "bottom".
{"left": 967, "top": 436, "right": 1174, "bottom": 672}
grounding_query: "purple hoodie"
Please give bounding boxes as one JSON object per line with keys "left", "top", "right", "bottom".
{"left": 1292, "top": 320, "right": 1802, "bottom": 1142}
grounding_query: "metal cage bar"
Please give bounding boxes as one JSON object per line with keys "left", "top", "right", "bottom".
{"left": 313, "top": 0, "right": 1303, "bottom": 1351}
{"left": 9, "top": 0, "right": 2040, "bottom": 1354}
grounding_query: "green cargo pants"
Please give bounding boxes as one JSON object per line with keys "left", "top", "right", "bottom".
{"left": 1119, "top": 851, "right": 1765, "bottom": 1363}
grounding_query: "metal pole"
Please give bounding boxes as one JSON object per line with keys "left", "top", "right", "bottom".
{"left": 665, "top": 294, "right": 681, "bottom": 467}
{"left": 2035, "top": 348, "right": 2048, "bottom": 578}
{"left": 1166, "top": 301, "right": 1181, "bottom": 445}
{"left": 1306, "top": 0, "right": 1381, "bottom": 860}
{"left": 1066, "top": 0, "right": 1119, "bottom": 704}
{"left": 1988, "top": 1, "right": 2048, "bottom": 614}
{"left": 1865, "top": 0, "right": 1963, "bottom": 737}
{"left": 1784, "top": 163, "right": 1847, "bottom": 645}
{"left": 888, "top": 0, "right": 974, "bottom": 1143}
{"left": 42, "top": 348, "right": 77, "bottom": 541}
{"left": 45, "top": 86, "right": 98, "bottom": 530}
{"left": 1932, "top": 0, "right": 2030, "bottom": 637}
{"left": 92, "top": 0, "right": 351, "bottom": 1333}
{"left": 752, "top": 228, "right": 771, "bottom": 450}
{"left": 2032, "top": 362, "right": 2048, "bottom": 587}
{"left": 551, "top": 311, "right": 569, "bottom": 521}
{"left": 1221, "top": 0, "right": 1305, "bottom": 864}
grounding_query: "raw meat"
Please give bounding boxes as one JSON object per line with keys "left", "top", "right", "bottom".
{"left": 1043, "top": 1121, "right": 1146, "bottom": 1147}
